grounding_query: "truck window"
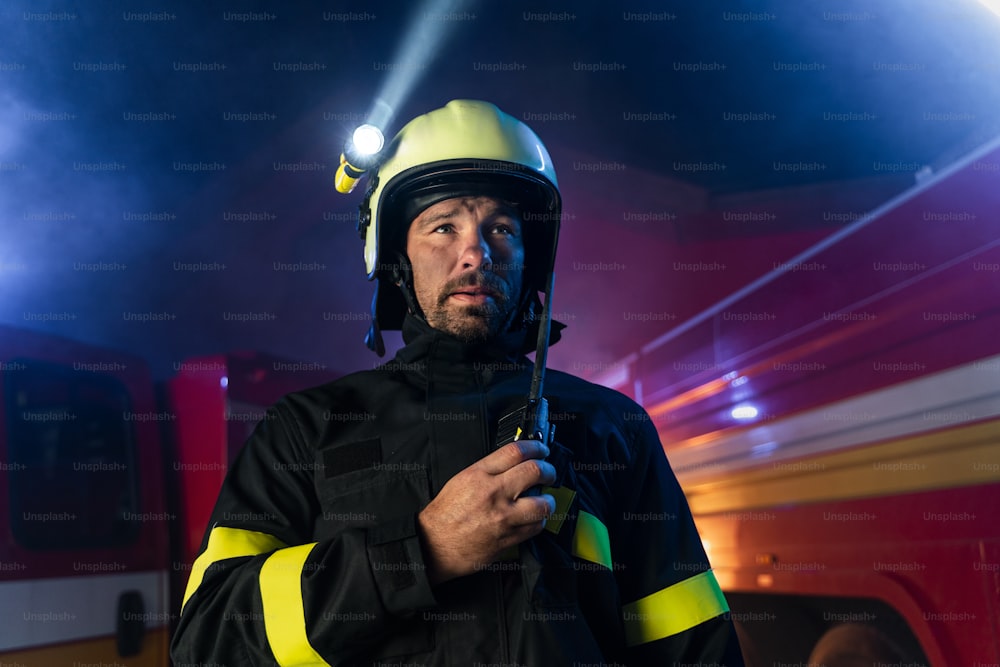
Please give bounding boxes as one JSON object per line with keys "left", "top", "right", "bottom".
{"left": 5, "top": 359, "right": 140, "bottom": 549}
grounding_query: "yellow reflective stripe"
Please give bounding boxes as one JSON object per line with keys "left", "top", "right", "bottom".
{"left": 182, "top": 527, "right": 286, "bottom": 610}
{"left": 571, "top": 510, "right": 612, "bottom": 569}
{"left": 259, "top": 543, "right": 330, "bottom": 667}
{"left": 541, "top": 485, "right": 576, "bottom": 534}
{"left": 622, "top": 570, "right": 730, "bottom": 646}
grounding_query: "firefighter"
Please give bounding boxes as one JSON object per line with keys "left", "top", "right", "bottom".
{"left": 171, "top": 99, "right": 745, "bottom": 666}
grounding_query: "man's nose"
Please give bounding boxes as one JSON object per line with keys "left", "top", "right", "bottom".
{"left": 460, "top": 230, "right": 492, "bottom": 270}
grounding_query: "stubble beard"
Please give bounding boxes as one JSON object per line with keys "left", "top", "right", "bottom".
{"left": 424, "top": 273, "right": 518, "bottom": 343}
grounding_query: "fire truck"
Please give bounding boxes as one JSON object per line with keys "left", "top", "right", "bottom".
{"left": 595, "top": 135, "right": 1000, "bottom": 664}
{"left": 0, "top": 339, "right": 335, "bottom": 665}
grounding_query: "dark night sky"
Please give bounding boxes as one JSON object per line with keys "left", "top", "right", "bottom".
{"left": 3, "top": 0, "right": 1000, "bottom": 380}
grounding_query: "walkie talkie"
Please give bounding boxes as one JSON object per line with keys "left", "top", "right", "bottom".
{"left": 494, "top": 268, "right": 557, "bottom": 452}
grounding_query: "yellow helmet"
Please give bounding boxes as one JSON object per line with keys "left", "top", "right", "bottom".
{"left": 355, "top": 99, "right": 562, "bottom": 352}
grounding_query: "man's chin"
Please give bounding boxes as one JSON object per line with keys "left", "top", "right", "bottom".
{"left": 446, "top": 323, "right": 492, "bottom": 343}
{"left": 429, "top": 305, "right": 506, "bottom": 343}
{"left": 443, "top": 315, "right": 495, "bottom": 343}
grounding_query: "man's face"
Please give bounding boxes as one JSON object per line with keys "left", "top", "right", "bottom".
{"left": 405, "top": 196, "right": 525, "bottom": 343}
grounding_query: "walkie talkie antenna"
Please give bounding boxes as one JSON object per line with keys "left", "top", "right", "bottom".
{"left": 528, "top": 267, "right": 555, "bottom": 403}
{"left": 494, "top": 215, "right": 560, "bottom": 449}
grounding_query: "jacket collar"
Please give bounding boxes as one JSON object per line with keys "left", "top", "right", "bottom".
{"left": 395, "top": 313, "right": 531, "bottom": 366}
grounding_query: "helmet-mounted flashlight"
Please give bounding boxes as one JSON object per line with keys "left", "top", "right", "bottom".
{"left": 352, "top": 124, "right": 384, "bottom": 155}
{"left": 334, "top": 123, "right": 385, "bottom": 194}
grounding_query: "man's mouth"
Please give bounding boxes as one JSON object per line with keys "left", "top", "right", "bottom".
{"left": 448, "top": 286, "right": 500, "bottom": 304}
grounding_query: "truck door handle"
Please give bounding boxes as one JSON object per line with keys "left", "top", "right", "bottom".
{"left": 117, "top": 589, "right": 146, "bottom": 656}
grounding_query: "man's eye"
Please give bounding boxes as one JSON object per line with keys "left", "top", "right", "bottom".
{"left": 491, "top": 225, "right": 515, "bottom": 235}
{"left": 433, "top": 224, "right": 453, "bottom": 233}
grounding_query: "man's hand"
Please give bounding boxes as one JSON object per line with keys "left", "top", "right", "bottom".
{"left": 417, "top": 440, "right": 556, "bottom": 585}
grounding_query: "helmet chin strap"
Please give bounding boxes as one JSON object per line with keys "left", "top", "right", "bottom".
{"left": 511, "top": 285, "right": 540, "bottom": 332}
{"left": 391, "top": 251, "right": 426, "bottom": 321}
{"left": 364, "top": 252, "right": 425, "bottom": 357}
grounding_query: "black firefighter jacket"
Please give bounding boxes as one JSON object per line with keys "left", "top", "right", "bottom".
{"left": 171, "top": 314, "right": 745, "bottom": 666}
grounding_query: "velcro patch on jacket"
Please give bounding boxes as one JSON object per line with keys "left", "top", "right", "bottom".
{"left": 541, "top": 485, "right": 576, "bottom": 534}
{"left": 323, "top": 438, "right": 381, "bottom": 477}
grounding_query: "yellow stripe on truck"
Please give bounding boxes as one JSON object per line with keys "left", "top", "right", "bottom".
{"left": 182, "top": 526, "right": 287, "bottom": 610}
{"left": 259, "top": 543, "right": 331, "bottom": 667}
{"left": 0, "top": 626, "right": 168, "bottom": 666}
{"left": 622, "top": 570, "right": 730, "bottom": 646}
{"left": 683, "top": 419, "right": 1000, "bottom": 515}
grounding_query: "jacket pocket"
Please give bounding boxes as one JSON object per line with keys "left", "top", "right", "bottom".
{"left": 314, "top": 441, "right": 435, "bottom": 660}
{"left": 314, "top": 439, "right": 430, "bottom": 531}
